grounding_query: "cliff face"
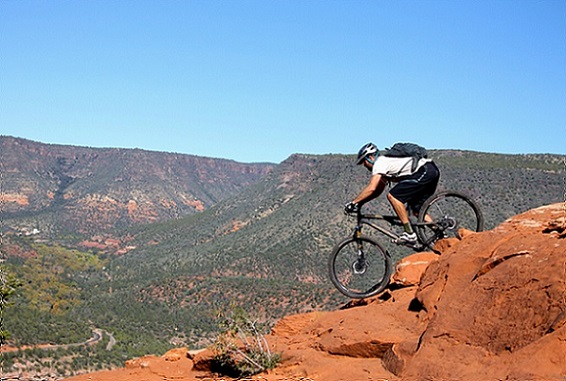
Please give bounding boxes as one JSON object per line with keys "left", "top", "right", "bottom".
{"left": 0, "top": 136, "right": 273, "bottom": 234}
{"left": 61, "top": 203, "right": 566, "bottom": 381}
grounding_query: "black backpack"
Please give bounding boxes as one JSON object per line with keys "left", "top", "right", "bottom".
{"left": 381, "top": 142, "right": 428, "bottom": 173}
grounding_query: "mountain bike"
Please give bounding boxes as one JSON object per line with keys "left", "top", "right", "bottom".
{"left": 328, "top": 191, "right": 484, "bottom": 299}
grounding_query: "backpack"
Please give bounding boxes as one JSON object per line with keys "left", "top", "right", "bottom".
{"left": 381, "top": 142, "right": 428, "bottom": 174}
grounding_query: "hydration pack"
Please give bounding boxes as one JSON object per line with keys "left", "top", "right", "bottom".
{"left": 382, "top": 142, "right": 428, "bottom": 173}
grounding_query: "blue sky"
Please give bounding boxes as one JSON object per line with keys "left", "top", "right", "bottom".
{"left": 1, "top": 0, "right": 565, "bottom": 163}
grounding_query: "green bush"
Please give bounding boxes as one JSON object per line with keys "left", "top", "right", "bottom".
{"left": 211, "top": 307, "right": 281, "bottom": 377}
{"left": 0, "top": 266, "right": 21, "bottom": 345}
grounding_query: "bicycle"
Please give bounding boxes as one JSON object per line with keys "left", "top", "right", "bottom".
{"left": 328, "top": 191, "right": 484, "bottom": 299}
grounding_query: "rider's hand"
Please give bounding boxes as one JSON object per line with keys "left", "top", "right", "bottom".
{"left": 344, "top": 202, "right": 359, "bottom": 214}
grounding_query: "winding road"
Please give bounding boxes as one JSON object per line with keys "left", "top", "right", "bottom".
{"left": 0, "top": 328, "right": 116, "bottom": 353}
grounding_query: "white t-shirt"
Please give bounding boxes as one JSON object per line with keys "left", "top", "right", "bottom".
{"left": 372, "top": 156, "right": 432, "bottom": 179}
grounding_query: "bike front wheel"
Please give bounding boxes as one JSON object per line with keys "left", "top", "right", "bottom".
{"left": 328, "top": 235, "right": 392, "bottom": 299}
{"left": 416, "top": 191, "right": 484, "bottom": 247}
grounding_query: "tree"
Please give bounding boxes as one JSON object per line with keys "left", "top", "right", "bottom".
{"left": 0, "top": 266, "right": 21, "bottom": 345}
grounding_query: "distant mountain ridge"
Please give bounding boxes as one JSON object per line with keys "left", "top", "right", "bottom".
{"left": 0, "top": 136, "right": 274, "bottom": 235}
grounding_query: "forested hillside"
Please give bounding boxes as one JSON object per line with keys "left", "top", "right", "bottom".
{"left": 0, "top": 136, "right": 273, "bottom": 235}
{"left": 1, "top": 146, "right": 564, "bottom": 379}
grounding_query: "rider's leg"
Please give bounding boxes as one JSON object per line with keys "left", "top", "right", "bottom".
{"left": 388, "top": 163, "right": 440, "bottom": 244}
{"left": 407, "top": 162, "right": 440, "bottom": 222}
{"left": 387, "top": 193, "right": 413, "bottom": 233}
{"left": 388, "top": 193, "right": 417, "bottom": 244}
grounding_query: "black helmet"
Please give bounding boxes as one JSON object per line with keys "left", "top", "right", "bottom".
{"left": 356, "top": 142, "right": 378, "bottom": 164}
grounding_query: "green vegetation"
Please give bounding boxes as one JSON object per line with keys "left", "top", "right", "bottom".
{"left": 1, "top": 334, "right": 126, "bottom": 377}
{"left": 13, "top": 243, "right": 103, "bottom": 314}
{"left": 1, "top": 150, "right": 564, "bottom": 378}
{"left": 0, "top": 266, "right": 21, "bottom": 345}
{"left": 212, "top": 306, "right": 281, "bottom": 377}
{"left": 2, "top": 240, "right": 106, "bottom": 351}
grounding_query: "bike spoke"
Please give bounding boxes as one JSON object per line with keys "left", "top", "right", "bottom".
{"left": 416, "top": 192, "right": 483, "bottom": 246}
{"left": 329, "top": 237, "right": 391, "bottom": 298}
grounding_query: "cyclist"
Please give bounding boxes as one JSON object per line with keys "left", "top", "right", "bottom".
{"left": 345, "top": 142, "right": 440, "bottom": 245}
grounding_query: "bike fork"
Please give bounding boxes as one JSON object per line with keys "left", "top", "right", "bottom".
{"left": 352, "top": 227, "right": 368, "bottom": 274}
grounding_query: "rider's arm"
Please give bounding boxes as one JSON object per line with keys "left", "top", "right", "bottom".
{"left": 352, "top": 174, "right": 387, "bottom": 205}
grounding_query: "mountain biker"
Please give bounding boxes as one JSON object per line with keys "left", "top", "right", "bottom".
{"left": 345, "top": 142, "right": 440, "bottom": 245}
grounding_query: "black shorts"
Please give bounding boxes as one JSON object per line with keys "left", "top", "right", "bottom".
{"left": 389, "top": 162, "right": 440, "bottom": 214}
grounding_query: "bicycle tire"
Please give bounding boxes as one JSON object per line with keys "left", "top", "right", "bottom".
{"left": 416, "top": 191, "right": 484, "bottom": 247}
{"left": 328, "top": 235, "right": 392, "bottom": 299}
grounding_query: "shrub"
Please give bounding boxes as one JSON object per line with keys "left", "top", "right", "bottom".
{"left": 211, "top": 307, "right": 281, "bottom": 377}
{"left": 0, "top": 267, "right": 21, "bottom": 345}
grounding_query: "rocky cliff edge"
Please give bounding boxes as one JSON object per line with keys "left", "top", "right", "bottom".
{"left": 64, "top": 203, "right": 566, "bottom": 381}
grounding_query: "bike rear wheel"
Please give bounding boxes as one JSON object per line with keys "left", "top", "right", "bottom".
{"left": 416, "top": 191, "right": 484, "bottom": 247}
{"left": 328, "top": 235, "right": 392, "bottom": 299}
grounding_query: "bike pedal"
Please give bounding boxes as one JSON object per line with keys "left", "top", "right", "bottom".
{"left": 411, "top": 243, "right": 424, "bottom": 251}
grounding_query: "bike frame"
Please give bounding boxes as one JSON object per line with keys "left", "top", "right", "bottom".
{"left": 351, "top": 212, "right": 400, "bottom": 240}
{"left": 349, "top": 210, "right": 438, "bottom": 249}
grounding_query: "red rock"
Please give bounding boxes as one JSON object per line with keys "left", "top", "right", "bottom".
{"left": 191, "top": 348, "right": 216, "bottom": 371}
{"left": 162, "top": 347, "right": 188, "bottom": 362}
{"left": 64, "top": 203, "right": 566, "bottom": 381}
{"left": 391, "top": 252, "right": 439, "bottom": 287}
